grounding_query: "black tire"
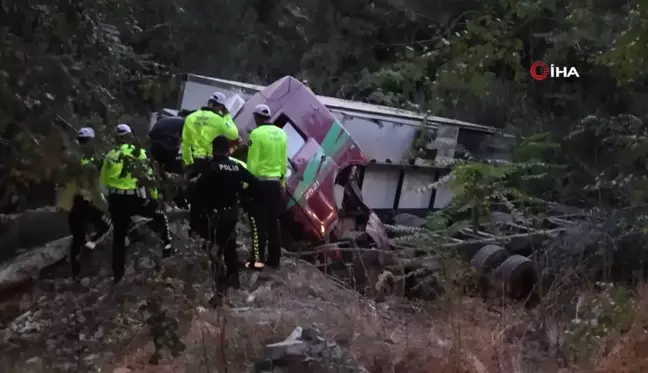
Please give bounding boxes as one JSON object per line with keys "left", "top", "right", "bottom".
{"left": 470, "top": 244, "right": 510, "bottom": 275}
{"left": 494, "top": 255, "right": 537, "bottom": 299}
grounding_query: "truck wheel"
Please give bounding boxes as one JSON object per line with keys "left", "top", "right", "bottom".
{"left": 470, "top": 244, "right": 510, "bottom": 275}
{"left": 494, "top": 255, "right": 537, "bottom": 300}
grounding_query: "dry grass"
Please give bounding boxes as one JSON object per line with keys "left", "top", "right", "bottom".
{"left": 3, "top": 252, "right": 647, "bottom": 373}
{"left": 107, "top": 259, "right": 648, "bottom": 373}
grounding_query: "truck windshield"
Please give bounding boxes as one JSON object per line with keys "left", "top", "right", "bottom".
{"left": 282, "top": 120, "right": 305, "bottom": 159}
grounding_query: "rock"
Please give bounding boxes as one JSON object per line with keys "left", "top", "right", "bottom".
{"left": 20, "top": 321, "right": 41, "bottom": 333}
{"left": 285, "top": 326, "right": 303, "bottom": 341}
{"left": 321, "top": 342, "right": 343, "bottom": 360}
{"left": 80, "top": 277, "right": 91, "bottom": 287}
{"left": 59, "top": 362, "right": 77, "bottom": 371}
{"left": 139, "top": 257, "right": 156, "bottom": 270}
{"left": 251, "top": 359, "right": 274, "bottom": 373}
{"left": 301, "top": 327, "right": 321, "bottom": 341}
{"left": 94, "top": 327, "right": 104, "bottom": 339}
{"left": 259, "top": 325, "right": 370, "bottom": 373}
{"left": 13, "top": 310, "right": 31, "bottom": 324}
{"left": 264, "top": 340, "right": 307, "bottom": 360}
{"left": 25, "top": 356, "right": 42, "bottom": 365}
{"left": 113, "top": 368, "right": 132, "bottom": 373}
{"left": 83, "top": 354, "right": 101, "bottom": 362}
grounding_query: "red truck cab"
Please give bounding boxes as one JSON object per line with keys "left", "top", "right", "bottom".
{"left": 233, "top": 76, "right": 369, "bottom": 245}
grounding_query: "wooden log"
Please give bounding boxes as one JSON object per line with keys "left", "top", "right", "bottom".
{"left": 0, "top": 207, "right": 69, "bottom": 262}
{"left": 0, "top": 207, "right": 189, "bottom": 292}
{"left": 0, "top": 236, "right": 71, "bottom": 292}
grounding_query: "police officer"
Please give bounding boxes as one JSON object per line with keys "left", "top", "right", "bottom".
{"left": 193, "top": 136, "right": 259, "bottom": 305}
{"left": 100, "top": 124, "right": 174, "bottom": 284}
{"left": 181, "top": 92, "right": 239, "bottom": 173}
{"left": 246, "top": 104, "right": 288, "bottom": 269}
{"left": 57, "top": 127, "right": 111, "bottom": 278}
{"left": 209, "top": 95, "right": 236, "bottom": 129}
{"left": 182, "top": 92, "right": 239, "bottom": 238}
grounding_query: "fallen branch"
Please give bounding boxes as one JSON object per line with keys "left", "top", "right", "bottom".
{"left": 0, "top": 207, "right": 190, "bottom": 292}
{"left": 0, "top": 236, "right": 71, "bottom": 292}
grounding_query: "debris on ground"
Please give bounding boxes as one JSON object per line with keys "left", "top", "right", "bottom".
{"left": 254, "top": 326, "right": 369, "bottom": 373}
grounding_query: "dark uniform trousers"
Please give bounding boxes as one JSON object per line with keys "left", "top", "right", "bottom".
{"left": 250, "top": 179, "right": 283, "bottom": 267}
{"left": 187, "top": 158, "right": 211, "bottom": 237}
{"left": 205, "top": 207, "right": 240, "bottom": 293}
{"left": 108, "top": 192, "right": 171, "bottom": 283}
{"left": 239, "top": 189, "right": 259, "bottom": 264}
{"left": 68, "top": 195, "right": 111, "bottom": 276}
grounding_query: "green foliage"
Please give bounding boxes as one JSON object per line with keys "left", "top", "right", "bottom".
{"left": 564, "top": 114, "right": 648, "bottom": 207}
{"left": 446, "top": 162, "right": 519, "bottom": 230}
{"left": 420, "top": 146, "right": 558, "bottom": 231}
{"left": 597, "top": 0, "right": 648, "bottom": 84}
{"left": 566, "top": 283, "right": 636, "bottom": 361}
{"left": 144, "top": 295, "right": 186, "bottom": 364}
{"left": 0, "top": 0, "right": 177, "bottom": 211}
{"left": 2, "top": 0, "right": 648, "bottom": 213}
{"left": 513, "top": 133, "right": 560, "bottom": 163}
{"left": 511, "top": 133, "right": 568, "bottom": 200}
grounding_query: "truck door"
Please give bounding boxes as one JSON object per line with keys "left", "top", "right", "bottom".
{"left": 279, "top": 118, "right": 338, "bottom": 240}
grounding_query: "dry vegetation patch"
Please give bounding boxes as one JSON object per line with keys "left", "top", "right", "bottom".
{"left": 111, "top": 259, "right": 648, "bottom": 373}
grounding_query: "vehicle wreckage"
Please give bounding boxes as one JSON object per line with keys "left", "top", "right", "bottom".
{"left": 1, "top": 74, "right": 555, "bottom": 304}
{"left": 148, "top": 74, "right": 570, "bottom": 301}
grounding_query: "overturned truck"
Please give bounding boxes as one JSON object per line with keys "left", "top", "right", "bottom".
{"left": 150, "top": 74, "right": 522, "bottom": 299}
{"left": 151, "top": 76, "right": 392, "bottom": 255}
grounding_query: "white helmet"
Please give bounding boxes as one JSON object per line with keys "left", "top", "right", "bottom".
{"left": 77, "top": 127, "right": 95, "bottom": 139}
{"left": 253, "top": 104, "right": 271, "bottom": 118}
{"left": 116, "top": 123, "right": 132, "bottom": 136}
{"left": 209, "top": 92, "right": 226, "bottom": 105}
